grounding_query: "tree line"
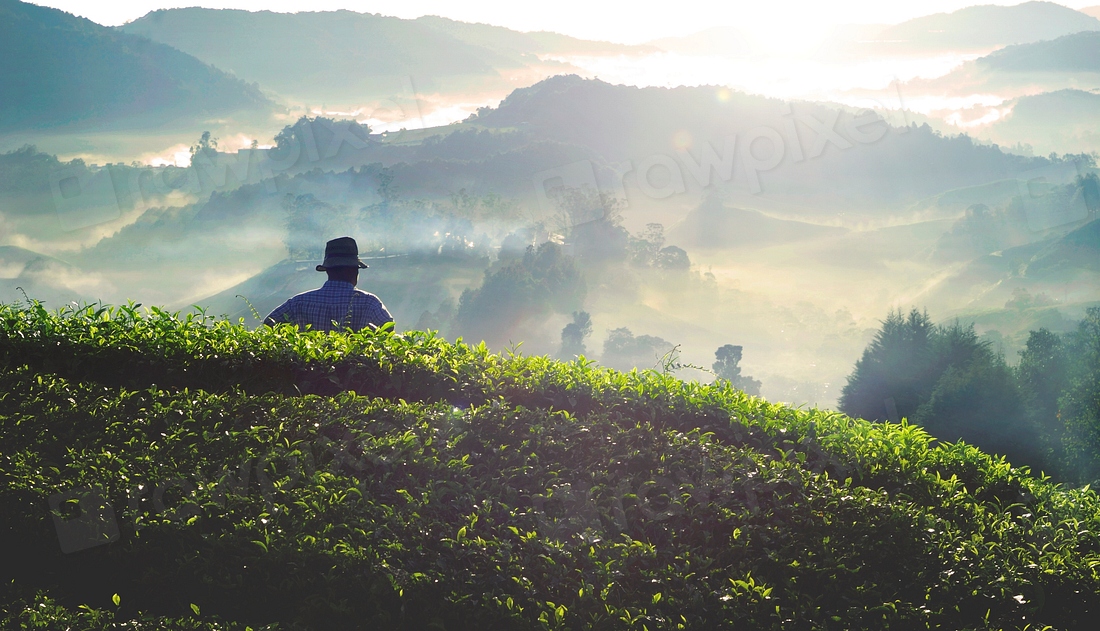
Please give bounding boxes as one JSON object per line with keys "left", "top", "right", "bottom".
{"left": 840, "top": 307, "right": 1100, "bottom": 483}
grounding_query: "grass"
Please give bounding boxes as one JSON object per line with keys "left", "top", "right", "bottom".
{"left": 2, "top": 302, "right": 1099, "bottom": 629}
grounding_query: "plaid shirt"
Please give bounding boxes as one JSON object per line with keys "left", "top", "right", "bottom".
{"left": 264, "top": 280, "right": 393, "bottom": 332}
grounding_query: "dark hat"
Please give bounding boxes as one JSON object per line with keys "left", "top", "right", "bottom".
{"left": 316, "top": 236, "right": 368, "bottom": 271}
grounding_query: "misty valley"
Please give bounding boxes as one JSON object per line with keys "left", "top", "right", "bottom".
{"left": 3, "top": 0, "right": 1100, "bottom": 629}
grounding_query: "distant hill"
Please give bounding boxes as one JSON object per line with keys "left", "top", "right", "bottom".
{"left": 0, "top": 0, "right": 270, "bottom": 131}
{"left": 471, "top": 75, "right": 1045, "bottom": 214}
{"left": 411, "top": 15, "right": 648, "bottom": 57}
{"left": 902, "top": 30, "right": 1100, "bottom": 102}
{"left": 1026, "top": 215, "right": 1100, "bottom": 274}
{"left": 854, "top": 1, "right": 1100, "bottom": 53}
{"left": 977, "top": 30, "right": 1100, "bottom": 72}
{"left": 1083, "top": 5, "right": 1100, "bottom": 19}
{"left": 923, "top": 210, "right": 1100, "bottom": 312}
{"left": 667, "top": 197, "right": 846, "bottom": 249}
{"left": 119, "top": 8, "right": 644, "bottom": 106}
{"left": 0, "top": 245, "right": 94, "bottom": 306}
{"left": 648, "top": 26, "right": 750, "bottom": 57}
{"left": 986, "top": 89, "right": 1100, "bottom": 154}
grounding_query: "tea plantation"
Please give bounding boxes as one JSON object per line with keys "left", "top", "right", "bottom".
{"left": 2, "top": 303, "right": 1100, "bottom": 630}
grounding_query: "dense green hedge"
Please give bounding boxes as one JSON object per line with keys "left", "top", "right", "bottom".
{"left": 2, "top": 303, "right": 1100, "bottom": 629}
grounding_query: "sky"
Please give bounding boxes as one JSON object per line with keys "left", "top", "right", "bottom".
{"left": 33, "top": 0, "right": 1100, "bottom": 45}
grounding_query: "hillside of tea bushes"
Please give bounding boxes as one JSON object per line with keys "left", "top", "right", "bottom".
{"left": 3, "top": 303, "right": 1100, "bottom": 630}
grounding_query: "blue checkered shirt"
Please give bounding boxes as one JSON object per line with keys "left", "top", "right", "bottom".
{"left": 264, "top": 280, "right": 393, "bottom": 332}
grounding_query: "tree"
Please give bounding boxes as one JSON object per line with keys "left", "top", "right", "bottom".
{"left": 628, "top": 223, "right": 664, "bottom": 266}
{"left": 602, "top": 327, "right": 675, "bottom": 372}
{"left": 1078, "top": 172, "right": 1099, "bottom": 212}
{"left": 841, "top": 309, "right": 1046, "bottom": 471}
{"left": 189, "top": 131, "right": 218, "bottom": 164}
{"left": 1061, "top": 307, "right": 1100, "bottom": 481}
{"left": 713, "top": 344, "right": 762, "bottom": 395}
{"left": 913, "top": 338, "right": 1040, "bottom": 469}
{"left": 551, "top": 186, "right": 629, "bottom": 262}
{"left": 839, "top": 308, "right": 937, "bottom": 423}
{"left": 283, "top": 193, "right": 343, "bottom": 260}
{"left": 560, "top": 311, "right": 593, "bottom": 359}
{"left": 454, "top": 242, "right": 585, "bottom": 344}
{"left": 655, "top": 246, "right": 691, "bottom": 270}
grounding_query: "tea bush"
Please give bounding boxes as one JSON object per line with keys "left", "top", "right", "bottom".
{"left": 2, "top": 303, "right": 1100, "bottom": 629}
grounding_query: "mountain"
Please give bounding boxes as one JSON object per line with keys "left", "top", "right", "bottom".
{"left": 0, "top": 0, "right": 270, "bottom": 131}
{"left": 119, "top": 8, "right": 644, "bottom": 107}
{"left": 471, "top": 75, "right": 1045, "bottom": 214}
{"left": 984, "top": 89, "right": 1100, "bottom": 154}
{"left": 411, "top": 15, "right": 649, "bottom": 57}
{"left": 923, "top": 212, "right": 1100, "bottom": 312}
{"left": 648, "top": 26, "right": 750, "bottom": 57}
{"left": 855, "top": 1, "right": 1100, "bottom": 53}
{"left": 1083, "top": 5, "right": 1100, "bottom": 19}
{"left": 901, "top": 30, "right": 1100, "bottom": 106}
{"left": 1025, "top": 215, "right": 1100, "bottom": 274}
{"left": 977, "top": 30, "right": 1100, "bottom": 72}
{"left": 667, "top": 197, "right": 846, "bottom": 249}
{"left": 0, "top": 245, "right": 97, "bottom": 306}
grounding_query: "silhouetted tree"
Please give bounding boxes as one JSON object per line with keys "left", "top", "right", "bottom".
{"left": 655, "top": 245, "right": 691, "bottom": 270}
{"left": 602, "top": 327, "right": 674, "bottom": 372}
{"left": 551, "top": 186, "right": 629, "bottom": 262}
{"left": 189, "top": 131, "right": 218, "bottom": 163}
{"left": 713, "top": 344, "right": 761, "bottom": 395}
{"left": 839, "top": 308, "right": 937, "bottom": 422}
{"left": 1062, "top": 308, "right": 1100, "bottom": 481}
{"left": 912, "top": 324, "right": 1039, "bottom": 468}
{"left": 560, "top": 311, "right": 593, "bottom": 359}
{"left": 841, "top": 309, "right": 1045, "bottom": 470}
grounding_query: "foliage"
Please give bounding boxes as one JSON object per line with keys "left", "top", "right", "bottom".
{"left": 272, "top": 117, "right": 373, "bottom": 158}
{"left": 4, "top": 301, "right": 1100, "bottom": 629}
{"left": 1058, "top": 308, "right": 1100, "bottom": 482}
{"left": 841, "top": 307, "right": 1100, "bottom": 482}
{"left": 654, "top": 246, "right": 691, "bottom": 271}
{"left": 839, "top": 308, "right": 937, "bottom": 423}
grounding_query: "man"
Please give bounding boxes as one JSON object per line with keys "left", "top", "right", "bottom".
{"left": 264, "top": 236, "right": 393, "bottom": 332}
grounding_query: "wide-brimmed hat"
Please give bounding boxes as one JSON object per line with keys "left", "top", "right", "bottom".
{"left": 316, "top": 236, "right": 368, "bottom": 271}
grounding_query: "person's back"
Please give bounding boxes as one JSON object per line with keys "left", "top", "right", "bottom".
{"left": 264, "top": 237, "right": 393, "bottom": 332}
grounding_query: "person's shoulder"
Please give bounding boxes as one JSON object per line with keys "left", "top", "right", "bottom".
{"left": 289, "top": 286, "right": 329, "bottom": 301}
{"left": 353, "top": 288, "right": 383, "bottom": 303}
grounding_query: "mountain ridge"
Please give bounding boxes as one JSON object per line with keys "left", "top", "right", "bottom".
{"left": 0, "top": 0, "right": 270, "bottom": 131}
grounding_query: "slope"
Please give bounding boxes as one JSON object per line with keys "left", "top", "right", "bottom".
{"left": 119, "top": 8, "right": 631, "bottom": 106}
{"left": 3, "top": 303, "right": 1100, "bottom": 628}
{"left": 0, "top": 0, "right": 269, "bottom": 132}
{"left": 987, "top": 89, "right": 1100, "bottom": 154}
{"left": 471, "top": 75, "right": 1045, "bottom": 214}
{"left": 869, "top": 1, "right": 1100, "bottom": 53}
{"left": 667, "top": 197, "right": 847, "bottom": 249}
{"left": 910, "top": 30, "right": 1100, "bottom": 99}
